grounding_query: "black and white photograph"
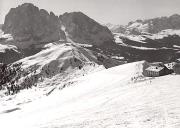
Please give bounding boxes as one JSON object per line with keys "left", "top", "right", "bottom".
{"left": 0, "top": 0, "right": 180, "bottom": 127}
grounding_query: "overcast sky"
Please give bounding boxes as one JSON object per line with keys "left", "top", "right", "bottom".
{"left": 1, "top": 0, "right": 180, "bottom": 25}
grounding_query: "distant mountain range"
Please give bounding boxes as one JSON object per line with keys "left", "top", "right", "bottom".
{"left": 106, "top": 14, "right": 180, "bottom": 35}
{"left": 104, "top": 23, "right": 126, "bottom": 33}
{"left": 103, "top": 14, "right": 180, "bottom": 63}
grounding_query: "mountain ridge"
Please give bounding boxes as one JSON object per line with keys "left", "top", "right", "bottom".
{"left": 107, "top": 14, "right": 180, "bottom": 35}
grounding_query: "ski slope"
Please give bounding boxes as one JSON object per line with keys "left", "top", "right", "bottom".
{"left": 0, "top": 61, "right": 180, "bottom": 128}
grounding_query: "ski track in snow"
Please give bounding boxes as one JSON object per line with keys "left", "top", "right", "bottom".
{"left": 0, "top": 61, "right": 180, "bottom": 128}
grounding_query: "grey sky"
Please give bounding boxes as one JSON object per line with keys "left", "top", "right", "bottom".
{"left": 1, "top": 0, "right": 180, "bottom": 25}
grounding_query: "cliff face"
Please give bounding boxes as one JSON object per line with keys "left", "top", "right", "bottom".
{"left": 2, "top": 3, "right": 66, "bottom": 42}
{"left": 60, "top": 12, "right": 114, "bottom": 46}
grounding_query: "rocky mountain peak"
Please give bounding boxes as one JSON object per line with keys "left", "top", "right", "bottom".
{"left": 60, "top": 11, "right": 114, "bottom": 46}
{"left": 2, "top": 3, "right": 65, "bottom": 43}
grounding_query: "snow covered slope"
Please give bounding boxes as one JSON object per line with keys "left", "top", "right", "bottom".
{"left": 0, "top": 44, "right": 19, "bottom": 53}
{"left": 17, "top": 42, "right": 120, "bottom": 74}
{"left": 0, "top": 61, "right": 180, "bottom": 128}
{"left": 0, "top": 41, "right": 122, "bottom": 95}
